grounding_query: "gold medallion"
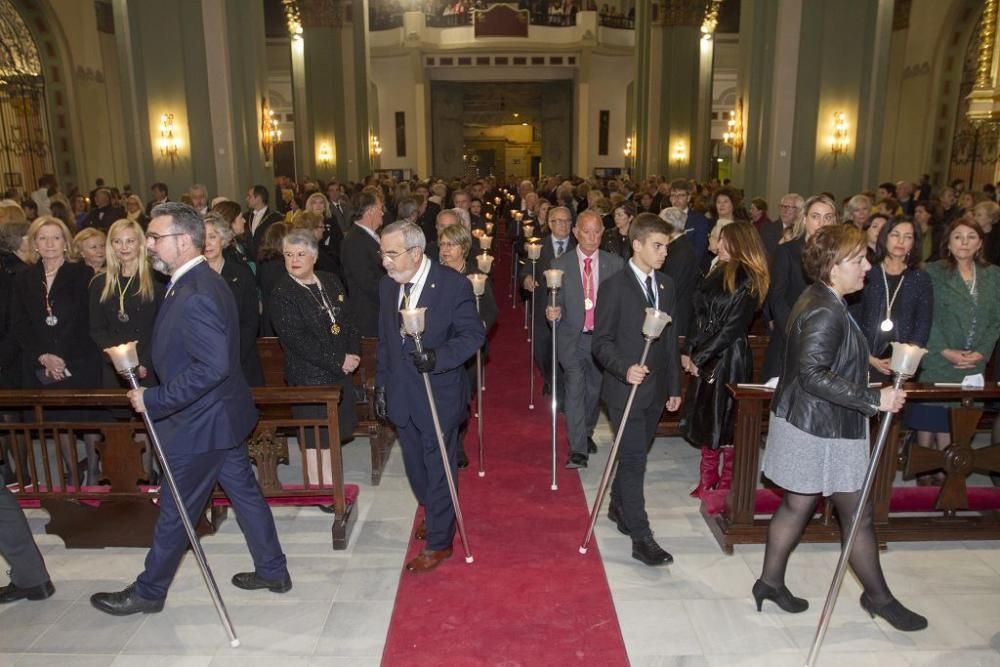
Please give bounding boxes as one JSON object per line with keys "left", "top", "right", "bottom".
{"left": 584, "top": 297, "right": 594, "bottom": 310}
{"left": 331, "top": 323, "right": 341, "bottom": 335}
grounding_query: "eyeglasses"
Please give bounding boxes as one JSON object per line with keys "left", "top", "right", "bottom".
{"left": 438, "top": 241, "right": 462, "bottom": 249}
{"left": 780, "top": 204, "right": 800, "bottom": 210}
{"left": 146, "top": 232, "right": 184, "bottom": 243}
{"left": 378, "top": 246, "right": 418, "bottom": 261}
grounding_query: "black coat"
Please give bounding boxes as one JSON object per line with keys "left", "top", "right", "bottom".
{"left": 679, "top": 268, "right": 757, "bottom": 449}
{"left": 771, "top": 283, "right": 880, "bottom": 439}
{"left": 0, "top": 254, "right": 28, "bottom": 388}
{"left": 592, "top": 268, "right": 681, "bottom": 412}
{"left": 220, "top": 259, "right": 263, "bottom": 386}
{"left": 256, "top": 258, "right": 286, "bottom": 336}
{"left": 340, "top": 225, "right": 385, "bottom": 338}
{"left": 762, "top": 236, "right": 809, "bottom": 379}
{"left": 601, "top": 227, "right": 631, "bottom": 261}
{"left": 245, "top": 208, "right": 284, "bottom": 260}
{"left": 12, "top": 261, "right": 102, "bottom": 389}
{"left": 321, "top": 216, "right": 345, "bottom": 274}
{"left": 661, "top": 234, "right": 699, "bottom": 339}
{"left": 88, "top": 271, "right": 165, "bottom": 388}
{"left": 83, "top": 206, "right": 126, "bottom": 233}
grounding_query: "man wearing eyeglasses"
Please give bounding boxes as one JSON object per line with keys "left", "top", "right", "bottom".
{"left": 760, "top": 193, "right": 803, "bottom": 260}
{"left": 374, "top": 221, "right": 485, "bottom": 574}
{"left": 667, "top": 180, "right": 711, "bottom": 262}
{"left": 341, "top": 189, "right": 387, "bottom": 337}
{"left": 91, "top": 202, "right": 290, "bottom": 616}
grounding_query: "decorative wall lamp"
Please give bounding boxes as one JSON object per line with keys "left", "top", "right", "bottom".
{"left": 723, "top": 96, "right": 745, "bottom": 163}
{"left": 623, "top": 137, "right": 634, "bottom": 158}
{"left": 672, "top": 140, "right": 687, "bottom": 164}
{"left": 158, "top": 113, "right": 179, "bottom": 166}
{"left": 318, "top": 142, "right": 332, "bottom": 165}
{"left": 831, "top": 111, "right": 849, "bottom": 164}
{"left": 261, "top": 98, "right": 281, "bottom": 161}
{"left": 370, "top": 135, "right": 383, "bottom": 158}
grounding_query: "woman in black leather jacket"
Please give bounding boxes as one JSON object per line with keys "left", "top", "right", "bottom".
{"left": 679, "top": 222, "right": 769, "bottom": 498}
{"left": 753, "top": 221, "right": 927, "bottom": 633}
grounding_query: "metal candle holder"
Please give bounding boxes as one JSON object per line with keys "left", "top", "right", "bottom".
{"left": 805, "top": 341, "right": 927, "bottom": 667}
{"left": 525, "top": 242, "right": 542, "bottom": 409}
{"left": 399, "top": 307, "right": 474, "bottom": 563}
{"left": 579, "top": 309, "right": 672, "bottom": 553}
{"left": 543, "top": 268, "right": 564, "bottom": 491}
{"left": 467, "top": 274, "right": 488, "bottom": 478}
{"left": 103, "top": 341, "right": 240, "bottom": 648}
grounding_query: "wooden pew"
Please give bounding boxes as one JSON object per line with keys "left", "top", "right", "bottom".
{"left": 256, "top": 337, "right": 396, "bottom": 485}
{"left": 702, "top": 384, "right": 1000, "bottom": 554}
{"left": 656, "top": 335, "right": 770, "bottom": 437}
{"left": 2, "top": 387, "right": 358, "bottom": 551}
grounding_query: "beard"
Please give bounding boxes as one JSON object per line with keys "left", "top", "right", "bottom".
{"left": 150, "top": 255, "right": 171, "bottom": 274}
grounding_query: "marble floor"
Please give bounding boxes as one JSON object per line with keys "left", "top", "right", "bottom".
{"left": 1, "top": 423, "right": 999, "bottom": 666}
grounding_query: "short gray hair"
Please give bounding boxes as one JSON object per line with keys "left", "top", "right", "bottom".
{"left": 396, "top": 196, "right": 420, "bottom": 222}
{"left": 203, "top": 212, "right": 235, "bottom": 247}
{"left": 0, "top": 220, "right": 29, "bottom": 254}
{"left": 282, "top": 229, "right": 319, "bottom": 255}
{"left": 381, "top": 220, "right": 426, "bottom": 250}
{"left": 659, "top": 206, "right": 686, "bottom": 233}
{"left": 151, "top": 201, "right": 205, "bottom": 249}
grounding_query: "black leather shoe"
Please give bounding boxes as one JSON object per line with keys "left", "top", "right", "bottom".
{"left": 631, "top": 536, "right": 673, "bottom": 566}
{"left": 232, "top": 571, "right": 292, "bottom": 593}
{"left": 607, "top": 503, "right": 630, "bottom": 536}
{"left": 542, "top": 382, "right": 552, "bottom": 395}
{"left": 0, "top": 579, "right": 54, "bottom": 603}
{"left": 90, "top": 583, "right": 164, "bottom": 616}
{"left": 587, "top": 438, "right": 598, "bottom": 454}
{"left": 752, "top": 579, "right": 808, "bottom": 613}
{"left": 860, "top": 593, "right": 927, "bottom": 631}
{"left": 565, "top": 452, "right": 588, "bottom": 469}
{"left": 457, "top": 451, "right": 469, "bottom": 469}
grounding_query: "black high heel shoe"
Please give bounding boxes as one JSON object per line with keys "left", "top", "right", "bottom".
{"left": 752, "top": 579, "right": 809, "bottom": 613}
{"left": 859, "top": 593, "right": 928, "bottom": 631}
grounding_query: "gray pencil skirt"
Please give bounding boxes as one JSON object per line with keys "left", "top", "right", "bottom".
{"left": 761, "top": 413, "right": 869, "bottom": 496}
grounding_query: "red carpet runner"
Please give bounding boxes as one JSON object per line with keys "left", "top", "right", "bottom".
{"left": 381, "top": 239, "right": 629, "bottom": 665}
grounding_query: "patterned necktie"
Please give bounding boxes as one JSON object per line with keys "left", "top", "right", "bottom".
{"left": 583, "top": 256, "right": 594, "bottom": 331}
{"left": 403, "top": 282, "right": 413, "bottom": 309}
{"left": 556, "top": 240, "right": 565, "bottom": 257}
{"left": 645, "top": 275, "right": 656, "bottom": 308}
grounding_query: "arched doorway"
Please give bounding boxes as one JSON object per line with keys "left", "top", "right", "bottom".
{"left": 0, "top": 0, "right": 53, "bottom": 198}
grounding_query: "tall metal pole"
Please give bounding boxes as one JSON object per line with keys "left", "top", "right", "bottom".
{"left": 549, "top": 284, "right": 560, "bottom": 491}
{"left": 805, "top": 373, "right": 904, "bottom": 667}
{"left": 579, "top": 338, "right": 653, "bottom": 554}
{"left": 120, "top": 366, "right": 240, "bottom": 648}
{"left": 475, "top": 294, "right": 485, "bottom": 478}
{"left": 528, "top": 258, "right": 537, "bottom": 410}
{"left": 410, "top": 333, "right": 474, "bottom": 563}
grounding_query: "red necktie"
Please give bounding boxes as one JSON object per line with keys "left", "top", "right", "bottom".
{"left": 583, "top": 256, "right": 594, "bottom": 331}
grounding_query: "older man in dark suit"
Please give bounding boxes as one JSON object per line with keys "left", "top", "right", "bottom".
{"left": 0, "top": 483, "right": 54, "bottom": 603}
{"left": 593, "top": 214, "right": 681, "bottom": 566}
{"left": 341, "top": 190, "right": 386, "bottom": 338}
{"left": 375, "top": 221, "right": 485, "bottom": 573}
{"left": 90, "top": 202, "right": 289, "bottom": 615}
{"left": 545, "top": 210, "right": 624, "bottom": 468}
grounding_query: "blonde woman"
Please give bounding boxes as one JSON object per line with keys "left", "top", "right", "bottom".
{"left": 304, "top": 192, "right": 344, "bottom": 268}
{"left": 73, "top": 227, "right": 107, "bottom": 273}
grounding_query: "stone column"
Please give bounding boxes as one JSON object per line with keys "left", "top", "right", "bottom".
{"left": 733, "top": 0, "right": 894, "bottom": 203}
{"left": 113, "top": 0, "right": 272, "bottom": 200}
{"left": 291, "top": 0, "right": 372, "bottom": 183}
{"left": 632, "top": 0, "right": 713, "bottom": 180}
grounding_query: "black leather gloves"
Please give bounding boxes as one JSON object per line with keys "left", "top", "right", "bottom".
{"left": 411, "top": 348, "right": 437, "bottom": 374}
{"left": 374, "top": 386, "right": 387, "bottom": 420}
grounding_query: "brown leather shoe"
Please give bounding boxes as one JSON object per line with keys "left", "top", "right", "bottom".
{"left": 405, "top": 548, "right": 453, "bottom": 573}
{"left": 414, "top": 519, "right": 427, "bottom": 541}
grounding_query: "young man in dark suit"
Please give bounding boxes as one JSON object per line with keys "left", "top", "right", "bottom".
{"left": 244, "top": 184, "right": 284, "bottom": 260}
{"left": 91, "top": 202, "right": 290, "bottom": 615}
{"left": 341, "top": 190, "right": 386, "bottom": 338}
{"left": 374, "top": 221, "right": 485, "bottom": 573}
{"left": 592, "top": 213, "right": 682, "bottom": 566}
{"left": 668, "top": 179, "right": 712, "bottom": 263}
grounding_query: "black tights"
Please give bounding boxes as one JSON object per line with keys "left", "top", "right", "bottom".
{"left": 760, "top": 490, "right": 892, "bottom": 606}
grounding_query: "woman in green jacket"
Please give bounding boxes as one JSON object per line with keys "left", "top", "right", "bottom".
{"left": 909, "top": 218, "right": 1000, "bottom": 483}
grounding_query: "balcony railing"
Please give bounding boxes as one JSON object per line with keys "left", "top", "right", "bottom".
{"left": 598, "top": 14, "right": 633, "bottom": 29}
{"left": 425, "top": 12, "right": 473, "bottom": 27}
{"left": 529, "top": 12, "right": 577, "bottom": 27}
{"left": 370, "top": 13, "right": 404, "bottom": 31}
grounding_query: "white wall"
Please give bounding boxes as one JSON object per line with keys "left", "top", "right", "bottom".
{"left": 584, "top": 52, "right": 633, "bottom": 175}
{"left": 370, "top": 52, "right": 421, "bottom": 173}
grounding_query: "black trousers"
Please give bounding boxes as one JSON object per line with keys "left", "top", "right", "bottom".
{"left": 0, "top": 483, "right": 50, "bottom": 588}
{"left": 608, "top": 401, "right": 662, "bottom": 542}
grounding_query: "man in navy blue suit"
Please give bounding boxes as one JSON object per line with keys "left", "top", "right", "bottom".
{"left": 91, "top": 202, "right": 289, "bottom": 616}
{"left": 374, "top": 221, "right": 485, "bottom": 573}
{"left": 668, "top": 179, "right": 711, "bottom": 263}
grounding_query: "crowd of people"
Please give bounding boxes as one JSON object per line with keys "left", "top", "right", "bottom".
{"left": 3, "top": 165, "right": 999, "bottom": 632}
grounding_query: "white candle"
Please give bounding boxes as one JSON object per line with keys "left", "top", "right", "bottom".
{"left": 400, "top": 307, "right": 427, "bottom": 336}
{"left": 526, "top": 242, "right": 542, "bottom": 260}
{"left": 468, "top": 273, "right": 487, "bottom": 296}
{"left": 104, "top": 341, "right": 140, "bottom": 373}
{"left": 480, "top": 235, "right": 493, "bottom": 250}
{"left": 543, "top": 268, "right": 564, "bottom": 289}
{"left": 485, "top": 222, "right": 494, "bottom": 235}
{"left": 641, "top": 308, "right": 672, "bottom": 338}
{"left": 477, "top": 253, "right": 494, "bottom": 273}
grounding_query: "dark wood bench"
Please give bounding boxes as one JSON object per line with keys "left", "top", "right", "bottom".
{"left": 256, "top": 336, "right": 396, "bottom": 485}
{"left": 2, "top": 386, "right": 358, "bottom": 550}
{"left": 701, "top": 384, "right": 1000, "bottom": 554}
{"left": 656, "top": 335, "right": 770, "bottom": 437}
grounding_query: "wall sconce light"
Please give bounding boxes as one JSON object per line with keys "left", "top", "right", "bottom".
{"left": 723, "top": 96, "right": 745, "bottom": 163}
{"left": 158, "top": 113, "right": 179, "bottom": 166}
{"left": 261, "top": 98, "right": 281, "bottom": 161}
{"left": 831, "top": 111, "right": 849, "bottom": 163}
{"left": 672, "top": 140, "right": 687, "bottom": 164}
{"left": 318, "top": 142, "right": 332, "bottom": 165}
{"left": 623, "top": 137, "right": 634, "bottom": 158}
{"left": 282, "top": 0, "right": 303, "bottom": 41}
{"left": 370, "top": 135, "right": 383, "bottom": 157}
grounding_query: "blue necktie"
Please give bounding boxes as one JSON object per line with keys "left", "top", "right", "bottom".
{"left": 556, "top": 240, "right": 565, "bottom": 257}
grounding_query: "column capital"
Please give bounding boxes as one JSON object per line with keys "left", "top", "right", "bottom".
{"left": 892, "top": 0, "right": 911, "bottom": 31}
{"left": 299, "top": 0, "right": 346, "bottom": 29}
{"left": 656, "top": 0, "right": 709, "bottom": 28}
